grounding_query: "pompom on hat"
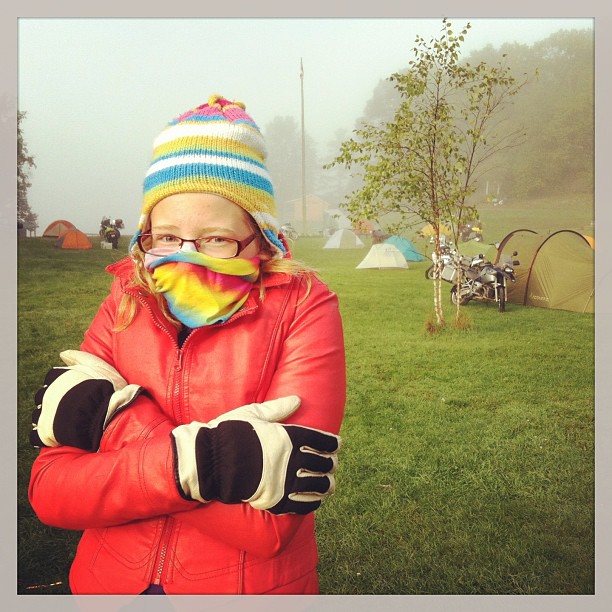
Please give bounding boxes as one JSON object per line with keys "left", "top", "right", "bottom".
{"left": 132, "top": 94, "right": 287, "bottom": 257}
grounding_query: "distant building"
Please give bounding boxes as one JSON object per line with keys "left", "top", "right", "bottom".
{"left": 18, "top": 220, "right": 38, "bottom": 237}
{"left": 284, "top": 194, "right": 331, "bottom": 235}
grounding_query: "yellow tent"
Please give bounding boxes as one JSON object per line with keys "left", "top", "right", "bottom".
{"left": 583, "top": 235, "right": 595, "bottom": 249}
{"left": 419, "top": 223, "right": 451, "bottom": 237}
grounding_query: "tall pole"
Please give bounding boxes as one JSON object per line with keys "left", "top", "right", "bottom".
{"left": 300, "top": 58, "right": 307, "bottom": 235}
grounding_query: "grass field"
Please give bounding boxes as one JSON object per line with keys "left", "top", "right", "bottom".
{"left": 17, "top": 198, "right": 594, "bottom": 594}
{"left": 474, "top": 193, "right": 594, "bottom": 244}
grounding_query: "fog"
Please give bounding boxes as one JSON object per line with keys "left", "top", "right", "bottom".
{"left": 18, "top": 17, "right": 593, "bottom": 236}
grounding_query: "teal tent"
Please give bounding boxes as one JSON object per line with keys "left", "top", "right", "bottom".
{"left": 384, "top": 236, "right": 425, "bottom": 262}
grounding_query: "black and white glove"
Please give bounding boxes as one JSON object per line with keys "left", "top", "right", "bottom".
{"left": 30, "top": 350, "right": 142, "bottom": 452}
{"left": 171, "top": 396, "right": 340, "bottom": 515}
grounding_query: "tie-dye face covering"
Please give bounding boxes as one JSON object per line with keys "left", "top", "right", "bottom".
{"left": 144, "top": 248, "right": 260, "bottom": 328}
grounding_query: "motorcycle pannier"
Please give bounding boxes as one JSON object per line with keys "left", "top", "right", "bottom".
{"left": 441, "top": 265, "right": 457, "bottom": 283}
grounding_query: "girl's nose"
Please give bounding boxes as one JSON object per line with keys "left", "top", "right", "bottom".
{"left": 179, "top": 240, "right": 198, "bottom": 253}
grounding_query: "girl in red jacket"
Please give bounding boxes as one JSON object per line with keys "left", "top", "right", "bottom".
{"left": 28, "top": 95, "right": 346, "bottom": 595}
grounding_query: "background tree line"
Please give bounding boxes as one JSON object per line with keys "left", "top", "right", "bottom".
{"left": 17, "top": 27, "right": 592, "bottom": 232}
{"left": 262, "top": 26, "right": 593, "bottom": 217}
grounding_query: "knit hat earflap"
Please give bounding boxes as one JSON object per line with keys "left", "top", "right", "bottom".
{"left": 132, "top": 94, "right": 286, "bottom": 257}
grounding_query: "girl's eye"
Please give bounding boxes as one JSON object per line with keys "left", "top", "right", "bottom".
{"left": 156, "top": 234, "right": 181, "bottom": 244}
{"left": 204, "top": 236, "right": 232, "bottom": 245}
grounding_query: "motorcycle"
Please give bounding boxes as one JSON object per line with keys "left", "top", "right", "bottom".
{"left": 441, "top": 251, "right": 519, "bottom": 313}
{"left": 99, "top": 217, "right": 124, "bottom": 249}
{"left": 424, "top": 244, "right": 455, "bottom": 280}
{"left": 280, "top": 223, "right": 299, "bottom": 241}
{"left": 459, "top": 222, "right": 483, "bottom": 242}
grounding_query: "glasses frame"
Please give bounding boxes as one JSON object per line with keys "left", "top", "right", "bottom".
{"left": 137, "top": 232, "right": 257, "bottom": 259}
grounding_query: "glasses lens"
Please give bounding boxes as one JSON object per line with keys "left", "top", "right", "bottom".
{"left": 197, "top": 238, "right": 239, "bottom": 259}
{"left": 138, "top": 233, "right": 154, "bottom": 252}
{"left": 139, "top": 233, "right": 182, "bottom": 254}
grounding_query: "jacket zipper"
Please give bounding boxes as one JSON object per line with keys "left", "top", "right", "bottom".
{"left": 149, "top": 344, "right": 182, "bottom": 587}
{"left": 125, "top": 285, "right": 256, "bottom": 587}
{"left": 152, "top": 517, "right": 174, "bottom": 586}
{"left": 149, "top": 343, "right": 182, "bottom": 587}
{"left": 129, "top": 289, "right": 182, "bottom": 588}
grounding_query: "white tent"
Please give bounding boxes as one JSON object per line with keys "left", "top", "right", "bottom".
{"left": 323, "top": 229, "right": 365, "bottom": 249}
{"left": 356, "top": 243, "right": 408, "bottom": 269}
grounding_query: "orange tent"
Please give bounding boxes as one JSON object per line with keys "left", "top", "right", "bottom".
{"left": 353, "top": 219, "right": 376, "bottom": 234}
{"left": 54, "top": 229, "right": 93, "bottom": 250}
{"left": 43, "top": 219, "right": 76, "bottom": 237}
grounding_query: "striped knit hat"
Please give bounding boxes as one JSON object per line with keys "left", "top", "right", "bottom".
{"left": 133, "top": 94, "right": 286, "bottom": 257}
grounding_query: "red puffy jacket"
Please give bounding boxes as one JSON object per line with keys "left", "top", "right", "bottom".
{"left": 28, "top": 257, "right": 346, "bottom": 594}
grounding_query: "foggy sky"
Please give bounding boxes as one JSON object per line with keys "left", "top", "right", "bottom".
{"left": 18, "top": 17, "right": 593, "bottom": 235}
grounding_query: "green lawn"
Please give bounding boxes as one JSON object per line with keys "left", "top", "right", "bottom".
{"left": 474, "top": 192, "right": 594, "bottom": 244}
{"left": 17, "top": 225, "right": 594, "bottom": 594}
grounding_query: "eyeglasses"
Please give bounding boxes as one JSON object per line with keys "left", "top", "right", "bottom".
{"left": 138, "top": 233, "right": 257, "bottom": 259}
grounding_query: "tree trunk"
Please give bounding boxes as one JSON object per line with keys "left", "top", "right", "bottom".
{"left": 455, "top": 265, "right": 462, "bottom": 322}
{"left": 433, "top": 234, "right": 445, "bottom": 326}
{"left": 434, "top": 276, "right": 445, "bottom": 326}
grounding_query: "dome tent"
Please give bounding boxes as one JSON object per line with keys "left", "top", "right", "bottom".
{"left": 356, "top": 243, "right": 408, "bottom": 269}
{"left": 54, "top": 228, "right": 93, "bottom": 250}
{"left": 384, "top": 236, "right": 425, "bottom": 262}
{"left": 323, "top": 229, "right": 365, "bottom": 249}
{"left": 43, "top": 219, "right": 76, "bottom": 238}
{"left": 419, "top": 223, "right": 451, "bottom": 238}
{"left": 494, "top": 229, "right": 594, "bottom": 314}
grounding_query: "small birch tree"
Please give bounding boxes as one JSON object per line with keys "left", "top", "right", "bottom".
{"left": 327, "top": 19, "right": 528, "bottom": 327}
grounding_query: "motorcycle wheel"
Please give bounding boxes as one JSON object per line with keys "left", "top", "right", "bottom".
{"left": 425, "top": 265, "right": 437, "bottom": 280}
{"left": 105, "top": 229, "right": 119, "bottom": 244}
{"left": 450, "top": 285, "right": 471, "bottom": 306}
{"left": 498, "top": 288, "right": 506, "bottom": 312}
